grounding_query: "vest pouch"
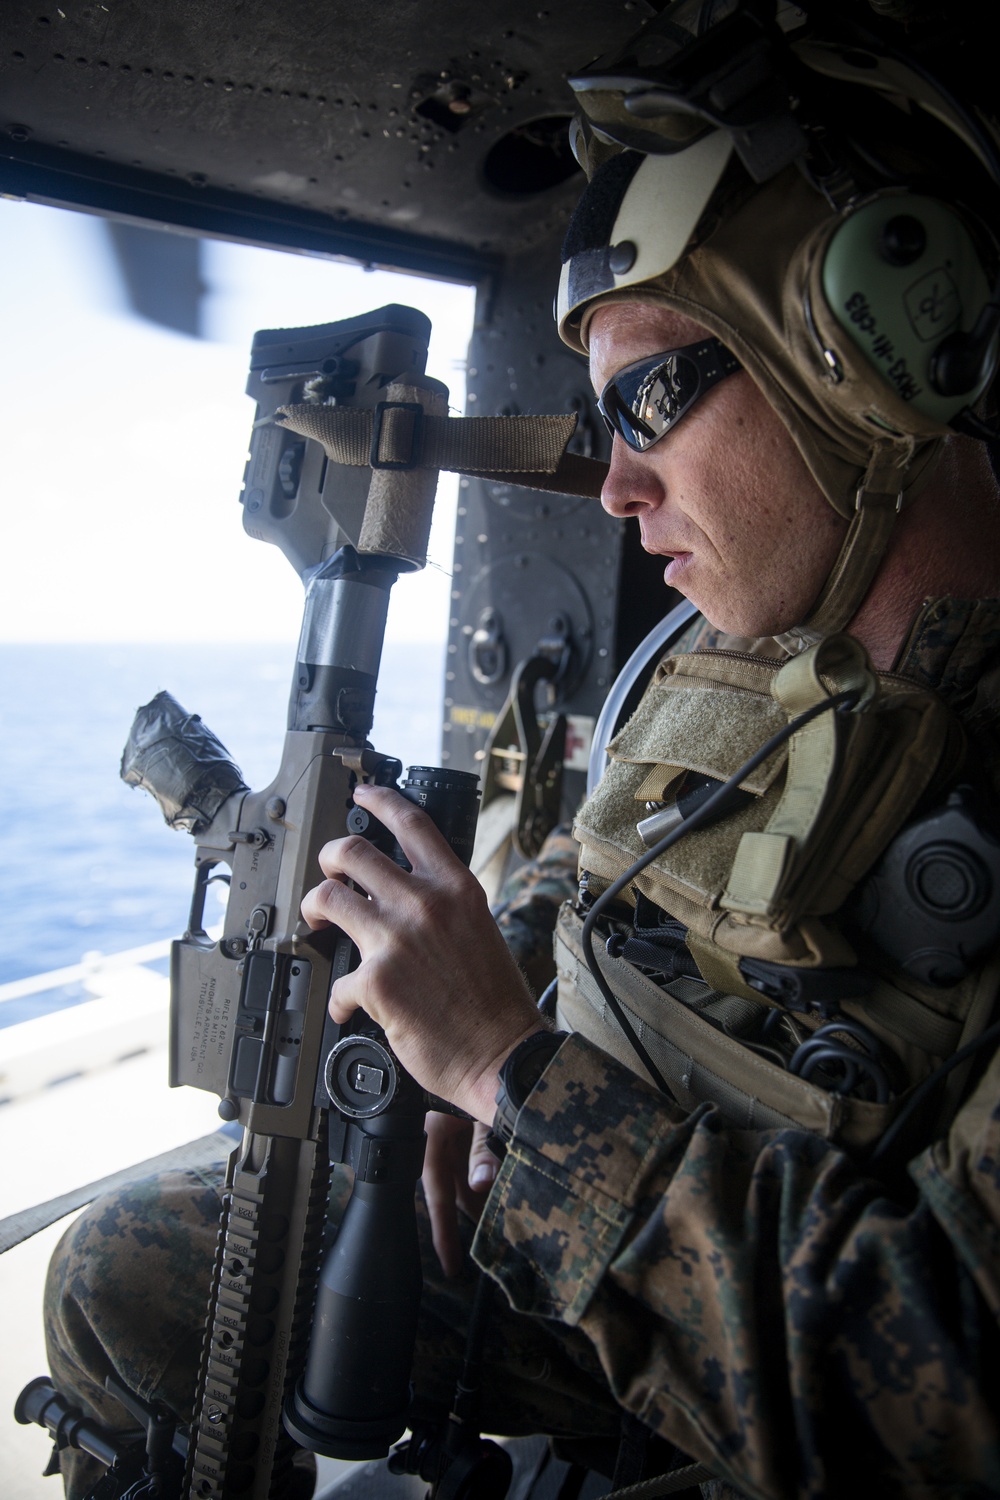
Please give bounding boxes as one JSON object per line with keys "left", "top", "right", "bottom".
{"left": 575, "top": 646, "right": 796, "bottom": 947}
{"left": 574, "top": 637, "right": 964, "bottom": 993}
{"left": 554, "top": 902, "right": 907, "bottom": 1151}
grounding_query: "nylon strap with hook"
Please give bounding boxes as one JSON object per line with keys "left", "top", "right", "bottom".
{"left": 276, "top": 403, "right": 609, "bottom": 497}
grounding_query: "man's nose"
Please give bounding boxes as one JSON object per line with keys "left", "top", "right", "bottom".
{"left": 600, "top": 437, "right": 663, "bottom": 520}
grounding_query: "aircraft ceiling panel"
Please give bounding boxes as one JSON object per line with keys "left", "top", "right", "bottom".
{"left": 0, "top": 0, "right": 655, "bottom": 272}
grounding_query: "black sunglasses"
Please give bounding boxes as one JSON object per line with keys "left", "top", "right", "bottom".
{"left": 598, "top": 337, "right": 742, "bottom": 453}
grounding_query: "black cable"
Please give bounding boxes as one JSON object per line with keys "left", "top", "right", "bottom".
{"left": 952, "top": 407, "right": 1000, "bottom": 443}
{"left": 581, "top": 690, "right": 860, "bottom": 1095}
{"left": 793, "top": 1042, "right": 891, "bottom": 1104}
{"left": 789, "top": 1016, "right": 892, "bottom": 1102}
{"left": 444, "top": 1273, "right": 495, "bottom": 1442}
{"left": 877, "top": 40, "right": 1000, "bottom": 191}
{"left": 536, "top": 976, "right": 559, "bottom": 1019}
{"left": 868, "top": 1017, "right": 1000, "bottom": 1169}
{"left": 796, "top": 0, "right": 1000, "bottom": 186}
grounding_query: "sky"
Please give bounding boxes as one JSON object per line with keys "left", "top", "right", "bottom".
{"left": 0, "top": 197, "right": 477, "bottom": 644}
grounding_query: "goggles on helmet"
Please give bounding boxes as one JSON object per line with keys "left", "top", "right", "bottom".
{"left": 598, "top": 337, "right": 741, "bottom": 452}
{"left": 569, "top": 0, "right": 808, "bottom": 185}
{"left": 567, "top": 0, "right": 1000, "bottom": 188}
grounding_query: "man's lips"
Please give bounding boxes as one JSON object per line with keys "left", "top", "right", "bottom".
{"left": 660, "top": 552, "right": 693, "bottom": 584}
{"left": 640, "top": 530, "right": 688, "bottom": 559}
{"left": 639, "top": 533, "right": 694, "bottom": 582}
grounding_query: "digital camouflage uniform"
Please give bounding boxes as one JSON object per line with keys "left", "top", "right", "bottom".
{"left": 44, "top": 598, "right": 1000, "bottom": 1499}
{"left": 44, "top": 823, "right": 615, "bottom": 1500}
{"left": 490, "top": 821, "right": 580, "bottom": 999}
{"left": 473, "top": 597, "right": 1000, "bottom": 1499}
{"left": 43, "top": 1154, "right": 623, "bottom": 1500}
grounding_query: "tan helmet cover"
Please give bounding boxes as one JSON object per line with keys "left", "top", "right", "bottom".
{"left": 560, "top": 155, "right": 953, "bottom": 633}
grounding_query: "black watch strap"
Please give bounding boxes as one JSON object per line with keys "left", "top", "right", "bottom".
{"left": 491, "top": 1029, "right": 569, "bottom": 1147}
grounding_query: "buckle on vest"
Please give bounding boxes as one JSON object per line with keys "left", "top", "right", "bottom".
{"left": 370, "top": 401, "right": 424, "bottom": 470}
{"left": 739, "top": 956, "right": 872, "bottom": 1016}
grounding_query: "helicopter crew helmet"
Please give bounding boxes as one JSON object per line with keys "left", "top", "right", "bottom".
{"left": 557, "top": 0, "right": 1000, "bottom": 635}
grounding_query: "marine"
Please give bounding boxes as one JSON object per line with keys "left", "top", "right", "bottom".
{"left": 41, "top": 1, "right": 1000, "bottom": 1495}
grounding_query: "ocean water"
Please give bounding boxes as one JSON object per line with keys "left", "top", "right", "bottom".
{"left": 0, "top": 641, "right": 445, "bottom": 1024}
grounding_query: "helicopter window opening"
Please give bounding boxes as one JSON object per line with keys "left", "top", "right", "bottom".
{"left": 0, "top": 193, "right": 476, "bottom": 1002}
{"left": 482, "top": 115, "right": 581, "bottom": 195}
{"left": 0, "top": 204, "right": 476, "bottom": 1473}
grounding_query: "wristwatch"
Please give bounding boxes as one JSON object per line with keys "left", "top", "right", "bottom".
{"left": 491, "top": 1029, "right": 569, "bottom": 1147}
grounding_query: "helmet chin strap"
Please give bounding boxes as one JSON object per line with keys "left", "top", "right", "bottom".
{"left": 796, "top": 438, "right": 917, "bottom": 638}
{"left": 799, "top": 488, "right": 901, "bottom": 636}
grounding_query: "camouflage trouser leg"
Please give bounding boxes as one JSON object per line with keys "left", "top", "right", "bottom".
{"left": 43, "top": 1161, "right": 622, "bottom": 1499}
{"left": 44, "top": 1164, "right": 228, "bottom": 1500}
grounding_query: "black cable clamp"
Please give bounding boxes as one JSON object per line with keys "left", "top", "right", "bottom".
{"left": 370, "top": 400, "right": 424, "bottom": 470}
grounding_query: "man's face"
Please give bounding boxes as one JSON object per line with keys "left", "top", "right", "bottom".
{"left": 589, "top": 302, "right": 848, "bottom": 637}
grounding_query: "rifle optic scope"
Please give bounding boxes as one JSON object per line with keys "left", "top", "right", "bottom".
{"left": 285, "top": 762, "right": 481, "bottom": 1461}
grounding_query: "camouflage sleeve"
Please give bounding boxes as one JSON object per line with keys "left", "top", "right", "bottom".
{"left": 492, "top": 824, "right": 580, "bottom": 998}
{"left": 473, "top": 1031, "right": 1000, "bottom": 1499}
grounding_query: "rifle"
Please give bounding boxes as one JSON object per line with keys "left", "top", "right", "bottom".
{"left": 20, "top": 305, "right": 479, "bottom": 1500}
{"left": 15, "top": 299, "right": 609, "bottom": 1499}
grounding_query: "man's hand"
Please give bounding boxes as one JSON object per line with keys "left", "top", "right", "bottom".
{"left": 300, "top": 783, "right": 546, "bottom": 1124}
{"left": 422, "top": 1113, "right": 500, "bottom": 1277}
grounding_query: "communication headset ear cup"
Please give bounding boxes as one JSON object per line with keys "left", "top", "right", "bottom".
{"left": 814, "top": 192, "right": 995, "bottom": 426}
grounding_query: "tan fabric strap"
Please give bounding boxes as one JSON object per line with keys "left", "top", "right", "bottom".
{"left": 802, "top": 488, "right": 901, "bottom": 635}
{"left": 770, "top": 634, "right": 875, "bottom": 715}
{"left": 860, "top": 983, "right": 963, "bottom": 1060}
{"left": 276, "top": 404, "right": 609, "bottom": 499}
{"left": 722, "top": 639, "right": 877, "bottom": 919}
{"left": 278, "top": 394, "right": 902, "bottom": 627}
